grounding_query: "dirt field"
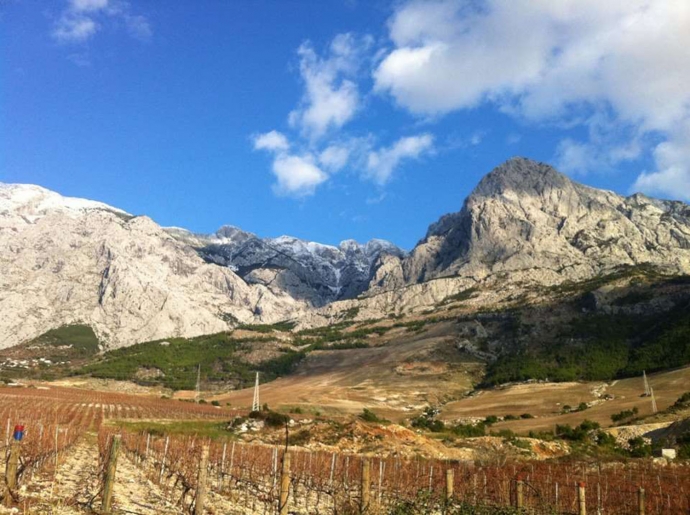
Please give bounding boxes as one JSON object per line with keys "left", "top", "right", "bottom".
{"left": 441, "top": 366, "right": 690, "bottom": 432}
{"left": 207, "top": 322, "right": 483, "bottom": 421}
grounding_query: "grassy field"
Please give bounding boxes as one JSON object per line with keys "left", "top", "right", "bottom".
{"left": 441, "top": 366, "right": 690, "bottom": 433}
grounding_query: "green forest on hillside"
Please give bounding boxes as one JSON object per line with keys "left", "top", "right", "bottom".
{"left": 483, "top": 304, "right": 690, "bottom": 386}
{"left": 79, "top": 332, "right": 305, "bottom": 390}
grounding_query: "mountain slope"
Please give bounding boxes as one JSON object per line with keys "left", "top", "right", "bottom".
{"left": 166, "top": 226, "right": 405, "bottom": 306}
{"left": 394, "top": 157, "right": 690, "bottom": 288}
{"left": 2, "top": 157, "right": 689, "bottom": 350}
{"left": 0, "top": 184, "right": 306, "bottom": 349}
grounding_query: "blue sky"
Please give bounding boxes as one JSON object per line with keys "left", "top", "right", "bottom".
{"left": 2, "top": 1, "right": 688, "bottom": 250}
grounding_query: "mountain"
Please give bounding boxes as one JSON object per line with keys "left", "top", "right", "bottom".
{"left": 372, "top": 157, "right": 690, "bottom": 293}
{"left": 0, "top": 184, "right": 306, "bottom": 349}
{"left": 2, "top": 157, "right": 689, "bottom": 350}
{"left": 165, "top": 226, "right": 405, "bottom": 306}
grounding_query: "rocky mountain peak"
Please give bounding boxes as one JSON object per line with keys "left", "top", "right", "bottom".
{"left": 399, "top": 157, "right": 690, "bottom": 287}
{"left": 470, "top": 157, "right": 573, "bottom": 200}
{"left": 0, "top": 183, "right": 129, "bottom": 222}
{"left": 214, "top": 225, "right": 254, "bottom": 241}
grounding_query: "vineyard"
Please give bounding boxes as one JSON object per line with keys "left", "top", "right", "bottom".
{"left": 0, "top": 386, "right": 689, "bottom": 514}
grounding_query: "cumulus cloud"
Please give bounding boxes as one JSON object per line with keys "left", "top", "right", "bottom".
{"left": 70, "top": 0, "right": 108, "bottom": 12}
{"left": 318, "top": 145, "right": 351, "bottom": 172}
{"left": 632, "top": 122, "right": 690, "bottom": 201}
{"left": 375, "top": 0, "right": 690, "bottom": 199}
{"left": 253, "top": 131, "right": 290, "bottom": 153}
{"left": 53, "top": 16, "right": 98, "bottom": 42}
{"left": 252, "top": 34, "right": 436, "bottom": 198}
{"left": 52, "top": 0, "right": 151, "bottom": 44}
{"left": 271, "top": 154, "right": 328, "bottom": 197}
{"left": 253, "top": 131, "right": 327, "bottom": 197}
{"left": 366, "top": 134, "right": 434, "bottom": 185}
{"left": 289, "top": 33, "right": 371, "bottom": 140}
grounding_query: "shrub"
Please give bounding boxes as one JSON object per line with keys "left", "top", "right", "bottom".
{"left": 556, "top": 420, "right": 601, "bottom": 441}
{"left": 628, "top": 436, "right": 652, "bottom": 457}
{"left": 248, "top": 408, "right": 289, "bottom": 427}
{"left": 410, "top": 406, "right": 444, "bottom": 432}
{"left": 611, "top": 407, "right": 639, "bottom": 423}
{"left": 452, "top": 423, "right": 486, "bottom": 438}
{"left": 360, "top": 408, "right": 383, "bottom": 423}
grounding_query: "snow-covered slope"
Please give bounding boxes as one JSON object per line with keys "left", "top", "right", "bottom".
{"left": 166, "top": 226, "right": 405, "bottom": 306}
{"left": 0, "top": 184, "right": 307, "bottom": 349}
{"left": 0, "top": 183, "right": 129, "bottom": 223}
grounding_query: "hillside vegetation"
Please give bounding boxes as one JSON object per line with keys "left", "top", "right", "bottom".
{"left": 482, "top": 272, "right": 690, "bottom": 385}
{"left": 79, "top": 332, "right": 305, "bottom": 390}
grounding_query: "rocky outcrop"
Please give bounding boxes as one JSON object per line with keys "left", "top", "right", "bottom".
{"left": 3, "top": 157, "right": 690, "bottom": 348}
{"left": 0, "top": 184, "right": 307, "bottom": 349}
{"left": 399, "top": 157, "right": 690, "bottom": 287}
{"left": 166, "top": 226, "right": 405, "bottom": 306}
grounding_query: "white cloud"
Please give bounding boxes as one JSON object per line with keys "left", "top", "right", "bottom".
{"left": 366, "top": 134, "right": 434, "bottom": 184}
{"left": 70, "top": 0, "right": 108, "bottom": 12}
{"left": 272, "top": 154, "right": 328, "bottom": 197}
{"left": 632, "top": 122, "right": 690, "bottom": 201}
{"left": 318, "top": 145, "right": 350, "bottom": 172}
{"left": 123, "top": 14, "right": 152, "bottom": 41}
{"left": 375, "top": 0, "right": 690, "bottom": 197}
{"left": 253, "top": 131, "right": 290, "bottom": 153}
{"left": 52, "top": 0, "right": 150, "bottom": 44}
{"left": 53, "top": 16, "right": 98, "bottom": 42}
{"left": 289, "top": 34, "right": 370, "bottom": 139}
{"left": 253, "top": 131, "right": 327, "bottom": 196}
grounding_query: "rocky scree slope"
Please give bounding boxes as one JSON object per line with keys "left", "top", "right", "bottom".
{"left": 166, "top": 225, "right": 405, "bottom": 307}
{"left": 0, "top": 184, "right": 307, "bottom": 349}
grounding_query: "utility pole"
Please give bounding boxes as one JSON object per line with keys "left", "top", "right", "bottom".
{"left": 252, "top": 372, "right": 260, "bottom": 412}
{"left": 643, "top": 370, "right": 651, "bottom": 396}
{"left": 650, "top": 387, "right": 657, "bottom": 413}
{"left": 195, "top": 364, "right": 201, "bottom": 404}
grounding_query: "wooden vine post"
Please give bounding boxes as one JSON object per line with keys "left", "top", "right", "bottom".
{"left": 578, "top": 482, "right": 587, "bottom": 515}
{"left": 445, "top": 468, "right": 454, "bottom": 502}
{"left": 101, "top": 434, "right": 121, "bottom": 514}
{"left": 361, "top": 458, "right": 371, "bottom": 513}
{"left": 279, "top": 452, "right": 291, "bottom": 515}
{"left": 638, "top": 487, "right": 646, "bottom": 515}
{"left": 194, "top": 444, "right": 210, "bottom": 515}
{"left": 515, "top": 475, "right": 524, "bottom": 509}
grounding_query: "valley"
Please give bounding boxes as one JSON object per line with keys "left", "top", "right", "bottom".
{"left": 2, "top": 159, "right": 690, "bottom": 513}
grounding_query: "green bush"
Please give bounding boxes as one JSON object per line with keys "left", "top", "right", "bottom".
{"left": 556, "top": 420, "right": 601, "bottom": 441}
{"left": 611, "top": 407, "right": 639, "bottom": 423}
{"left": 360, "top": 408, "right": 384, "bottom": 423}
{"left": 452, "top": 423, "right": 486, "bottom": 437}
{"left": 628, "top": 436, "right": 652, "bottom": 457}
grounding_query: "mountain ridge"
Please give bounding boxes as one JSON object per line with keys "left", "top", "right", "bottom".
{"left": 2, "top": 157, "right": 689, "bottom": 349}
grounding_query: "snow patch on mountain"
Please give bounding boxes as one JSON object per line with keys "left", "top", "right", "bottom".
{"left": 165, "top": 225, "right": 406, "bottom": 306}
{"left": 0, "top": 183, "right": 129, "bottom": 223}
